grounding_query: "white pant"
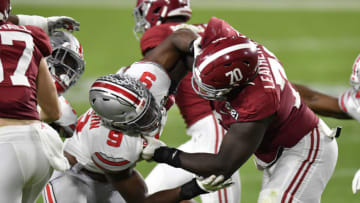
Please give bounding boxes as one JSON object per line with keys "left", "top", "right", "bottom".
{"left": 0, "top": 124, "right": 55, "bottom": 203}
{"left": 258, "top": 119, "right": 338, "bottom": 203}
{"left": 145, "top": 111, "right": 241, "bottom": 203}
{"left": 42, "top": 164, "right": 125, "bottom": 203}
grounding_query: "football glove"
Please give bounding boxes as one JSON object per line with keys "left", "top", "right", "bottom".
{"left": 352, "top": 169, "right": 360, "bottom": 194}
{"left": 338, "top": 88, "right": 360, "bottom": 122}
{"left": 196, "top": 175, "right": 233, "bottom": 192}
{"left": 17, "top": 15, "right": 80, "bottom": 34}
{"left": 141, "top": 135, "right": 166, "bottom": 161}
{"left": 47, "top": 16, "right": 80, "bottom": 33}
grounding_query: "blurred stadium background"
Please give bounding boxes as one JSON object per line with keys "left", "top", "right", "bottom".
{"left": 11, "top": 0, "right": 360, "bottom": 202}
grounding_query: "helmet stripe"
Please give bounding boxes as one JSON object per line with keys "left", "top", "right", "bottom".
{"left": 92, "top": 81, "right": 141, "bottom": 106}
{"left": 198, "top": 43, "right": 256, "bottom": 73}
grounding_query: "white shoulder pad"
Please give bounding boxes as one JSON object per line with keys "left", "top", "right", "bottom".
{"left": 121, "top": 61, "right": 171, "bottom": 106}
{"left": 339, "top": 88, "right": 360, "bottom": 122}
{"left": 90, "top": 129, "right": 144, "bottom": 172}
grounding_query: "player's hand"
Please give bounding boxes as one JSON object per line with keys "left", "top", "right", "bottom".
{"left": 141, "top": 135, "right": 166, "bottom": 161}
{"left": 47, "top": 16, "right": 80, "bottom": 33}
{"left": 352, "top": 169, "right": 360, "bottom": 194}
{"left": 338, "top": 88, "right": 360, "bottom": 122}
{"left": 196, "top": 175, "right": 233, "bottom": 192}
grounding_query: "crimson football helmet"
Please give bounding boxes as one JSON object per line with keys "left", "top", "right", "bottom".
{"left": 89, "top": 74, "right": 162, "bottom": 135}
{"left": 133, "top": 0, "right": 192, "bottom": 36}
{"left": 192, "top": 36, "right": 259, "bottom": 100}
{"left": 47, "top": 30, "right": 85, "bottom": 94}
{"left": 0, "top": 0, "right": 10, "bottom": 22}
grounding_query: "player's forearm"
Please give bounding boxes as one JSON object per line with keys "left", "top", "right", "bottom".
{"left": 294, "top": 84, "right": 351, "bottom": 119}
{"left": 7, "top": 15, "right": 19, "bottom": 24}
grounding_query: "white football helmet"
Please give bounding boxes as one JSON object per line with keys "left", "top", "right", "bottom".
{"left": 89, "top": 74, "right": 162, "bottom": 135}
{"left": 350, "top": 54, "right": 360, "bottom": 89}
{"left": 47, "top": 30, "right": 85, "bottom": 94}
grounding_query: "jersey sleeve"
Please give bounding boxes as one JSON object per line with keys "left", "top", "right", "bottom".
{"left": 220, "top": 85, "right": 278, "bottom": 127}
{"left": 26, "top": 25, "right": 52, "bottom": 57}
{"left": 90, "top": 128, "right": 144, "bottom": 172}
{"left": 140, "top": 25, "right": 173, "bottom": 55}
{"left": 338, "top": 88, "right": 360, "bottom": 122}
{"left": 122, "top": 61, "right": 171, "bottom": 106}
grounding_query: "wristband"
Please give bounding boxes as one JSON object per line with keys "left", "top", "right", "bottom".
{"left": 179, "top": 178, "right": 207, "bottom": 200}
{"left": 153, "top": 146, "right": 182, "bottom": 168}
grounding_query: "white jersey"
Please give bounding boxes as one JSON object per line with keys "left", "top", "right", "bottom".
{"left": 338, "top": 87, "right": 360, "bottom": 122}
{"left": 117, "top": 61, "right": 171, "bottom": 106}
{"left": 64, "top": 109, "right": 144, "bottom": 174}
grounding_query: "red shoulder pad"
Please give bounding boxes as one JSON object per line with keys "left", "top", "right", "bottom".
{"left": 201, "top": 17, "right": 240, "bottom": 48}
{"left": 26, "top": 25, "right": 52, "bottom": 57}
{"left": 140, "top": 23, "right": 178, "bottom": 55}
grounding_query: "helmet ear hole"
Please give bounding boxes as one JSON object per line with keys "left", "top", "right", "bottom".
{"left": 102, "top": 98, "right": 110, "bottom": 101}
{"left": 243, "top": 61, "right": 250, "bottom": 67}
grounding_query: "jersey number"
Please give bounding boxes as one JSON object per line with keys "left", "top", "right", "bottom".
{"left": 0, "top": 31, "right": 34, "bottom": 87}
{"left": 139, "top": 72, "right": 156, "bottom": 89}
{"left": 107, "top": 131, "right": 124, "bottom": 148}
{"left": 225, "top": 68, "right": 243, "bottom": 85}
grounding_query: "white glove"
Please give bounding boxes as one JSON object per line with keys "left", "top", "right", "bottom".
{"left": 352, "top": 169, "right": 360, "bottom": 194}
{"left": 47, "top": 16, "right": 80, "bottom": 33}
{"left": 17, "top": 15, "right": 80, "bottom": 34}
{"left": 141, "top": 135, "right": 166, "bottom": 160}
{"left": 338, "top": 88, "right": 360, "bottom": 122}
{"left": 196, "top": 175, "right": 233, "bottom": 192}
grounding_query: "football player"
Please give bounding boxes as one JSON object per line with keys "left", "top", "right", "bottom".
{"left": 132, "top": 17, "right": 339, "bottom": 202}
{"left": 46, "top": 30, "right": 85, "bottom": 138}
{"left": 6, "top": 7, "right": 83, "bottom": 138}
{"left": 0, "top": 0, "right": 69, "bottom": 202}
{"left": 291, "top": 54, "right": 360, "bottom": 194}
{"left": 133, "top": 1, "right": 241, "bottom": 202}
{"left": 42, "top": 73, "right": 231, "bottom": 203}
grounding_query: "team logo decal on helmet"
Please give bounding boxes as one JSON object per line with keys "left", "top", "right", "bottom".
{"left": 192, "top": 36, "right": 259, "bottom": 100}
{"left": 133, "top": 0, "right": 192, "bottom": 37}
{"left": 89, "top": 74, "right": 162, "bottom": 135}
{"left": 47, "top": 30, "right": 85, "bottom": 94}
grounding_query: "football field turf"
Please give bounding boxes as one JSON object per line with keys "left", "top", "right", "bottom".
{"left": 11, "top": 4, "right": 360, "bottom": 203}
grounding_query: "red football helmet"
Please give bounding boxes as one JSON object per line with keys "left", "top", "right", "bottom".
{"left": 0, "top": 0, "right": 10, "bottom": 22}
{"left": 133, "top": 0, "right": 192, "bottom": 36}
{"left": 192, "top": 36, "right": 259, "bottom": 100}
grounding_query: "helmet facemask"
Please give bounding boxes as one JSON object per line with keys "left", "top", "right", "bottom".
{"left": 133, "top": 1, "right": 152, "bottom": 40}
{"left": 191, "top": 64, "right": 232, "bottom": 101}
{"left": 47, "top": 46, "right": 84, "bottom": 94}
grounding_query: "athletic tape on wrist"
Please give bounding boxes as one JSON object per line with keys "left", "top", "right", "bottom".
{"left": 153, "top": 147, "right": 182, "bottom": 168}
{"left": 179, "top": 178, "right": 207, "bottom": 200}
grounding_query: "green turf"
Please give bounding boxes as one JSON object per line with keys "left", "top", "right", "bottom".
{"left": 11, "top": 5, "right": 360, "bottom": 203}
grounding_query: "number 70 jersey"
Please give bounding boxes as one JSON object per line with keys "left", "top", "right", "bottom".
{"left": 64, "top": 109, "right": 145, "bottom": 174}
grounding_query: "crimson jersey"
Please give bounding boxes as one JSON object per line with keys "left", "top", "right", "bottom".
{"left": 0, "top": 22, "right": 52, "bottom": 120}
{"left": 214, "top": 43, "right": 319, "bottom": 163}
{"left": 141, "top": 22, "right": 211, "bottom": 128}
